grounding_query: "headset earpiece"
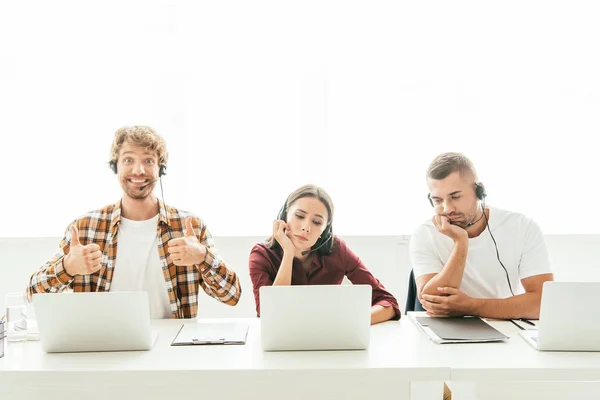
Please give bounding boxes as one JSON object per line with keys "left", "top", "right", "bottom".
{"left": 321, "top": 225, "right": 333, "bottom": 243}
{"left": 277, "top": 203, "right": 287, "bottom": 221}
{"left": 475, "top": 183, "right": 487, "bottom": 200}
{"left": 109, "top": 160, "right": 117, "bottom": 174}
{"left": 427, "top": 184, "right": 486, "bottom": 206}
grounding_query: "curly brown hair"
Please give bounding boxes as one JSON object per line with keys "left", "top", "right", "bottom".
{"left": 109, "top": 126, "right": 169, "bottom": 167}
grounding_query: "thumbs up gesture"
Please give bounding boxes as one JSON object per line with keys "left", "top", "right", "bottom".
{"left": 168, "top": 217, "right": 207, "bottom": 266}
{"left": 63, "top": 225, "right": 103, "bottom": 276}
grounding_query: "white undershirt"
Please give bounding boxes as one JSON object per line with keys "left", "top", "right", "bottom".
{"left": 110, "top": 215, "right": 172, "bottom": 318}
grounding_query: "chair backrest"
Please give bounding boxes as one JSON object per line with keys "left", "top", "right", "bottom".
{"left": 405, "top": 269, "right": 425, "bottom": 314}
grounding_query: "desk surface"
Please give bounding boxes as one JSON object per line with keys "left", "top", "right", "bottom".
{"left": 2, "top": 315, "right": 600, "bottom": 400}
{"left": 0, "top": 317, "right": 448, "bottom": 400}
{"left": 0, "top": 317, "right": 447, "bottom": 377}
{"left": 3, "top": 315, "right": 600, "bottom": 378}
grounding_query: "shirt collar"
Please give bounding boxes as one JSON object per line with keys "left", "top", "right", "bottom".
{"left": 110, "top": 198, "right": 171, "bottom": 230}
{"left": 110, "top": 199, "right": 123, "bottom": 231}
{"left": 157, "top": 198, "right": 171, "bottom": 228}
{"left": 311, "top": 252, "right": 324, "bottom": 269}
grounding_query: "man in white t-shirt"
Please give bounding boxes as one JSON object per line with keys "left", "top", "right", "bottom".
{"left": 28, "top": 126, "right": 241, "bottom": 318}
{"left": 410, "top": 152, "right": 554, "bottom": 319}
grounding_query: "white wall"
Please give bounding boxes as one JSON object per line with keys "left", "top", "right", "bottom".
{"left": 3, "top": 1, "right": 600, "bottom": 238}
{"left": 2, "top": 235, "right": 600, "bottom": 317}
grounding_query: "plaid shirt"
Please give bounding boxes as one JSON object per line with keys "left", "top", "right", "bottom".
{"left": 27, "top": 200, "right": 241, "bottom": 318}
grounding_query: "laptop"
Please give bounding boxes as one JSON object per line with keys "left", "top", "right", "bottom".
{"left": 519, "top": 281, "right": 600, "bottom": 351}
{"left": 260, "top": 284, "right": 372, "bottom": 351}
{"left": 33, "top": 292, "right": 158, "bottom": 353}
{"left": 410, "top": 314, "right": 509, "bottom": 344}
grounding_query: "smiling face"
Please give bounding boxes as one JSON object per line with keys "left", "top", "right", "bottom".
{"left": 285, "top": 196, "right": 329, "bottom": 252}
{"left": 116, "top": 140, "right": 160, "bottom": 200}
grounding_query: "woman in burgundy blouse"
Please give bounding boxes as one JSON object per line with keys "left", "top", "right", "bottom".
{"left": 248, "top": 184, "right": 400, "bottom": 324}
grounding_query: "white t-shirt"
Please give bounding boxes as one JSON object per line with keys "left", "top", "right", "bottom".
{"left": 410, "top": 207, "right": 552, "bottom": 298}
{"left": 110, "top": 215, "right": 172, "bottom": 318}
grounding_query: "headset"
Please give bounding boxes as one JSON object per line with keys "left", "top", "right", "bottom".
{"left": 427, "top": 182, "right": 486, "bottom": 207}
{"left": 109, "top": 159, "right": 184, "bottom": 313}
{"left": 277, "top": 202, "right": 334, "bottom": 256}
{"left": 428, "top": 182, "right": 515, "bottom": 296}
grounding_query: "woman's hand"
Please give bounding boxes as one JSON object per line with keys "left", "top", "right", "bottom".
{"left": 273, "top": 220, "right": 296, "bottom": 254}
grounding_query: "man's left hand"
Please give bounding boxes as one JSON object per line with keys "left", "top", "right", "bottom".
{"left": 421, "top": 286, "right": 476, "bottom": 317}
{"left": 168, "top": 216, "right": 207, "bottom": 266}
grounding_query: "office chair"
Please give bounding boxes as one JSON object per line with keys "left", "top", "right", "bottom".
{"left": 405, "top": 269, "right": 425, "bottom": 314}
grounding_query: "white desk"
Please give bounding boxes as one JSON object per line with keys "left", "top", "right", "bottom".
{"left": 0, "top": 318, "right": 448, "bottom": 400}
{"left": 408, "top": 312, "right": 600, "bottom": 400}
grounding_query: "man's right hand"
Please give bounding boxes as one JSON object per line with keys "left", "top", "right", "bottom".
{"left": 63, "top": 225, "right": 103, "bottom": 276}
{"left": 273, "top": 220, "right": 296, "bottom": 254}
{"left": 432, "top": 215, "right": 468, "bottom": 242}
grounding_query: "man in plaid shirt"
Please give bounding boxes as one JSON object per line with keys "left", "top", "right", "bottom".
{"left": 27, "top": 126, "right": 241, "bottom": 318}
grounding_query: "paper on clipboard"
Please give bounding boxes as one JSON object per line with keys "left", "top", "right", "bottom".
{"left": 171, "top": 322, "right": 249, "bottom": 346}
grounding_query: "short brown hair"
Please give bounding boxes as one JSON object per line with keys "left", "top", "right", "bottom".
{"left": 266, "top": 184, "right": 335, "bottom": 255}
{"left": 109, "top": 126, "right": 168, "bottom": 167}
{"left": 427, "top": 152, "right": 477, "bottom": 181}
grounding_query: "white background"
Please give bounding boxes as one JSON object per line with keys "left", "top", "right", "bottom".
{"left": 1, "top": 1, "right": 599, "bottom": 237}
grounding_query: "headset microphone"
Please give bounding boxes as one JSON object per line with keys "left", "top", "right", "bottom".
{"left": 301, "top": 231, "right": 333, "bottom": 256}
{"left": 138, "top": 179, "right": 160, "bottom": 191}
{"left": 466, "top": 211, "right": 485, "bottom": 227}
{"left": 109, "top": 161, "right": 167, "bottom": 191}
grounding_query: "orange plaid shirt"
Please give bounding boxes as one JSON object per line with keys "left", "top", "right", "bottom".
{"left": 27, "top": 200, "right": 241, "bottom": 318}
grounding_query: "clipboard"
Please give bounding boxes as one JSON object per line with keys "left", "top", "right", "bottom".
{"left": 171, "top": 322, "right": 249, "bottom": 346}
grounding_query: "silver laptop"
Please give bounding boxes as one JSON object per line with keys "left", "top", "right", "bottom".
{"left": 33, "top": 292, "right": 157, "bottom": 353}
{"left": 519, "top": 282, "right": 600, "bottom": 351}
{"left": 260, "top": 285, "right": 372, "bottom": 351}
{"left": 409, "top": 314, "right": 509, "bottom": 344}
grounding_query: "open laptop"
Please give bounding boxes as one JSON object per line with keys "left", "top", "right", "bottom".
{"left": 260, "top": 284, "right": 372, "bottom": 351}
{"left": 33, "top": 292, "right": 158, "bottom": 353}
{"left": 519, "top": 281, "right": 600, "bottom": 351}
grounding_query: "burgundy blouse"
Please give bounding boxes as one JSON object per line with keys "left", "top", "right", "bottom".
{"left": 248, "top": 236, "right": 401, "bottom": 319}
